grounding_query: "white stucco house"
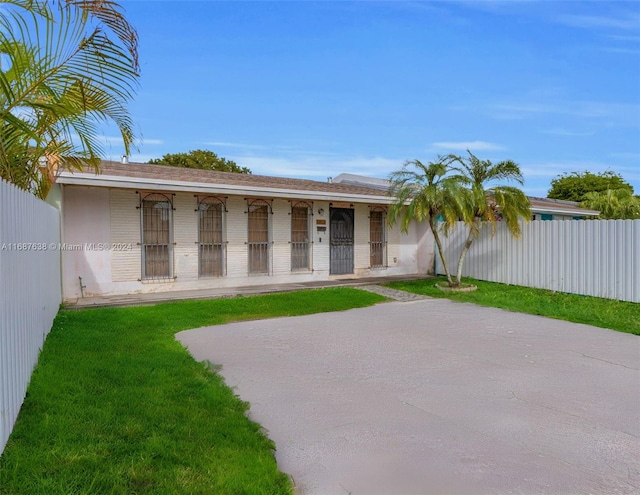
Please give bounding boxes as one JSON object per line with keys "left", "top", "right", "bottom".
{"left": 50, "top": 161, "right": 434, "bottom": 302}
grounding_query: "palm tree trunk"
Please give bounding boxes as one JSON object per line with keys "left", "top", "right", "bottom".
{"left": 430, "top": 217, "right": 454, "bottom": 286}
{"left": 456, "top": 217, "right": 479, "bottom": 285}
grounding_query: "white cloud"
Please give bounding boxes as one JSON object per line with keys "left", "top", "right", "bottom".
{"left": 608, "top": 34, "right": 640, "bottom": 42}
{"left": 487, "top": 100, "right": 640, "bottom": 126}
{"left": 487, "top": 103, "right": 553, "bottom": 120}
{"left": 141, "top": 138, "right": 164, "bottom": 146}
{"left": 600, "top": 46, "right": 640, "bottom": 55}
{"left": 557, "top": 13, "right": 640, "bottom": 31}
{"left": 538, "top": 128, "right": 595, "bottom": 137}
{"left": 610, "top": 151, "right": 640, "bottom": 160}
{"left": 431, "top": 140, "right": 506, "bottom": 151}
{"left": 204, "top": 141, "right": 346, "bottom": 156}
{"left": 456, "top": 0, "right": 538, "bottom": 15}
{"left": 98, "top": 135, "right": 129, "bottom": 146}
{"left": 570, "top": 101, "right": 640, "bottom": 120}
{"left": 204, "top": 141, "right": 269, "bottom": 151}
{"left": 98, "top": 135, "right": 161, "bottom": 147}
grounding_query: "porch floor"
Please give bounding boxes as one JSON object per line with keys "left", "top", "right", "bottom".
{"left": 65, "top": 274, "right": 431, "bottom": 309}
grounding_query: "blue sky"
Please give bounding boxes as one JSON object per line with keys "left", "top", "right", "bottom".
{"left": 108, "top": 1, "right": 639, "bottom": 197}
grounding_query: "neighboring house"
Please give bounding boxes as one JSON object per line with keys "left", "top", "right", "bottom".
{"left": 527, "top": 197, "right": 599, "bottom": 220}
{"left": 333, "top": 174, "right": 600, "bottom": 220}
{"left": 50, "top": 161, "right": 434, "bottom": 301}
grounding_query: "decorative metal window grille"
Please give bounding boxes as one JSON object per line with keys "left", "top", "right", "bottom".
{"left": 140, "top": 193, "right": 173, "bottom": 280}
{"left": 291, "top": 201, "right": 312, "bottom": 271}
{"left": 247, "top": 199, "right": 271, "bottom": 275}
{"left": 198, "top": 196, "right": 226, "bottom": 277}
{"left": 369, "top": 207, "right": 387, "bottom": 268}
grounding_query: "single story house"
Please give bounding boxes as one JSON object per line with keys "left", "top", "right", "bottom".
{"left": 50, "top": 163, "right": 599, "bottom": 302}
{"left": 50, "top": 161, "right": 434, "bottom": 301}
{"left": 527, "top": 196, "right": 599, "bottom": 220}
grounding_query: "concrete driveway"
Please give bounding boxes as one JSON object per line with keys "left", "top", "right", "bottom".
{"left": 176, "top": 298, "right": 640, "bottom": 495}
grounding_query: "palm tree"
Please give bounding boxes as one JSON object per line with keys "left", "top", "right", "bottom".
{"left": 449, "top": 150, "right": 531, "bottom": 285}
{"left": 0, "top": 0, "right": 139, "bottom": 198}
{"left": 581, "top": 189, "right": 640, "bottom": 219}
{"left": 388, "top": 158, "right": 466, "bottom": 286}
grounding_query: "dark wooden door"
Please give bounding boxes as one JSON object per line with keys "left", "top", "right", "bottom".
{"left": 330, "top": 208, "right": 354, "bottom": 275}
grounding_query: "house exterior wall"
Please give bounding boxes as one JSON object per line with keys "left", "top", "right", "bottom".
{"left": 61, "top": 186, "right": 429, "bottom": 300}
{"left": 533, "top": 213, "right": 578, "bottom": 221}
{"left": 61, "top": 185, "right": 112, "bottom": 296}
{"left": 312, "top": 201, "right": 330, "bottom": 276}
{"left": 110, "top": 187, "right": 139, "bottom": 283}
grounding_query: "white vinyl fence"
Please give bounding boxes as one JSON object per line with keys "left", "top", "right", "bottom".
{"left": 0, "top": 179, "right": 61, "bottom": 454}
{"left": 436, "top": 219, "right": 640, "bottom": 303}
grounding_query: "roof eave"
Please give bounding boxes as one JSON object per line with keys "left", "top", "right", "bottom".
{"left": 56, "top": 172, "right": 395, "bottom": 204}
{"left": 531, "top": 206, "right": 599, "bottom": 216}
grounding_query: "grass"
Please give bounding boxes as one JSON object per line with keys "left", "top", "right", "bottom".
{"left": 386, "top": 276, "right": 640, "bottom": 336}
{"left": 0, "top": 288, "right": 385, "bottom": 495}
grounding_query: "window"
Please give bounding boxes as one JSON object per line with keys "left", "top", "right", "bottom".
{"left": 198, "top": 196, "right": 226, "bottom": 277}
{"left": 247, "top": 199, "right": 271, "bottom": 274}
{"left": 291, "top": 201, "right": 312, "bottom": 271}
{"left": 370, "top": 207, "right": 386, "bottom": 268}
{"left": 141, "top": 193, "right": 173, "bottom": 280}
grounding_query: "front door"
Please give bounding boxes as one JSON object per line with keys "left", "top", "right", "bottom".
{"left": 330, "top": 208, "right": 354, "bottom": 275}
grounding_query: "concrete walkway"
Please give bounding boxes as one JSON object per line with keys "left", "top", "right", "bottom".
{"left": 177, "top": 299, "right": 640, "bottom": 495}
{"left": 66, "top": 274, "right": 427, "bottom": 308}
{"left": 358, "top": 285, "right": 430, "bottom": 302}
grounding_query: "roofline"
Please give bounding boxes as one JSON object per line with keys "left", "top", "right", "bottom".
{"left": 56, "top": 170, "right": 599, "bottom": 215}
{"left": 531, "top": 205, "right": 599, "bottom": 216}
{"left": 56, "top": 171, "right": 396, "bottom": 204}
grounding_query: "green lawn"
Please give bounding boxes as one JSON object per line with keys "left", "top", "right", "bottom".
{"left": 386, "top": 276, "right": 640, "bottom": 335}
{"left": 0, "top": 288, "right": 385, "bottom": 495}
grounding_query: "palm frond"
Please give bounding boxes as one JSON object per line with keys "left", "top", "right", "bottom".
{"left": 67, "top": 0, "right": 139, "bottom": 70}
{"left": 0, "top": 0, "right": 139, "bottom": 198}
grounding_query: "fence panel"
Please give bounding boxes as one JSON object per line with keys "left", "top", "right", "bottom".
{"left": 0, "top": 180, "right": 61, "bottom": 454}
{"left": 436, "top": 219, "right": 639, "bottom": 303}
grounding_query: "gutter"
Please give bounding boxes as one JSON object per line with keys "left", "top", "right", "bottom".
{"left": 532, "top": 206, "right": 599, "bottom": 217}
{"left": 56, "top": 172, "right": 397, "bottom": 204}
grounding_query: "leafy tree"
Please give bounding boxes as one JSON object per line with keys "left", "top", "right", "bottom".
{"left": 388, "top": 158, "right": 466, "bottom": 287}
{"left": 149, "top": 150, "right": 251, "bottom": 174}
{"left": 547, "top": 171, "right": 633, "bottom": 202}
{"left": 448, "top": 151, "right": 531, "bottom": 286}
{"left": 0, "top": 0, "right": 140, "bottom": 198}
{"left": 581, "top": 189, "right": 640, "bottom": 220}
